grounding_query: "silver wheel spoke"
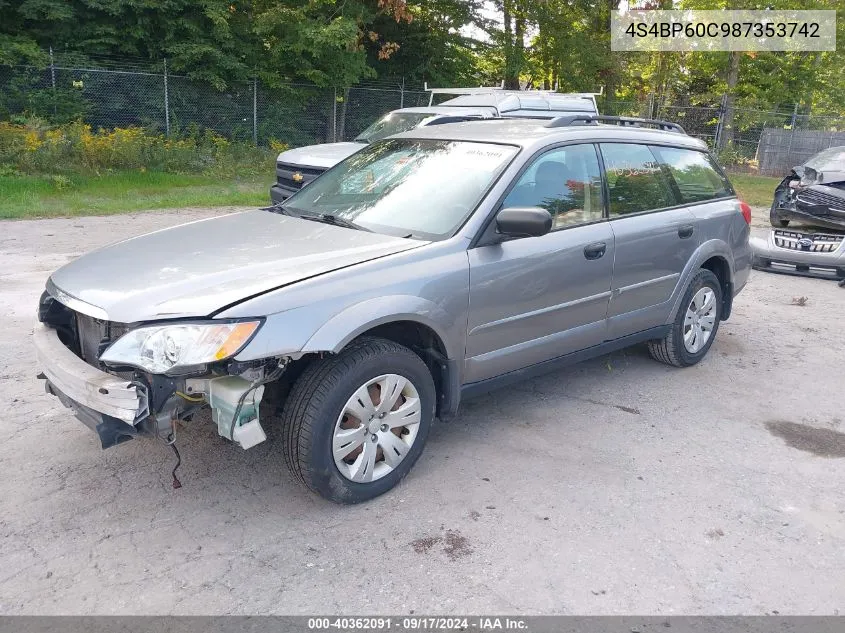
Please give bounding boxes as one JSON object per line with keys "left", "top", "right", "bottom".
{"left": 379, "top": 432, "right": 408, "bottom": 468}
{"left": 699, "top": 314, "right": 716, "bottom": 330}
{"left": 377, "top": 374, "right": 407, "bottom": 414}
{"left": 333, "top": 427, "right": 365, "bottom": 460}
{"left": 346, "top": 384, "right": 377, "bottom": 421}
{"left": 350, "top": 440, "right": 378, "bottom": 482}
{"left": 698, "top": 290, "right": 715, "bottom": 314}
{"left": 386, "top": 397, "right": 421, "bottom": 429}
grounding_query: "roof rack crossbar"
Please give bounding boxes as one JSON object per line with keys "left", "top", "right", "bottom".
{"left": 545, "top": 114, "right": 686, "bottom": 134}
{"left": 423, "top": 84, "right": 603, "bottom": 108}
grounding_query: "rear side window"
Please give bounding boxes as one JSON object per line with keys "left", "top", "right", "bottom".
{"left": 653, "top": 147, "right": 733, "bottom": 203}
{"left": 599, "top": 143, "right": 675, "bottom": 216}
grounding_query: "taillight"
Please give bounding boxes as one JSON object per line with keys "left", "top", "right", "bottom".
{"left": 738, "top": 200, "right": 752, "bottom": 225}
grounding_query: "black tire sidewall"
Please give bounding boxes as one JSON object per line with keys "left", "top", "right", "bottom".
{"left": 671, "top": 270, "right": 722, "bottom": 366}
{"left": 306, "top": 348, "right": 435, "bottom": 503}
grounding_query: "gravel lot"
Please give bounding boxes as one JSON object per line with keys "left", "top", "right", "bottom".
{"left": 1, "top": 207, "right": 844, "bottom": 615}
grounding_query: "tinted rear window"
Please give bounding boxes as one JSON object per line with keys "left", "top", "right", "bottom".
{"left": 653, "top": 147, "right": 733, "bottom": 203}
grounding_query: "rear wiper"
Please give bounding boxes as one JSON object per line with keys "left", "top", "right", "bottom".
{"left": 298, "top": 212, "right": 373, "bottom": 232}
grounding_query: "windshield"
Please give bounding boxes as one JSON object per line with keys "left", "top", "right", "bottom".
{"left": 354, "top": 113, "right": 436, "bottom": 143}
{"left": 283, "top": 139, "right": 518, "bottom": 240}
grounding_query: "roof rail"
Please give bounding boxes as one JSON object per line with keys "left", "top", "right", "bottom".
{"left": 545, "top": 114, "right": 686, "bottom": 134}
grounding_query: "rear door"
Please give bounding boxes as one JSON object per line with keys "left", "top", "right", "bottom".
{"left": 599, "top": 143, "right": 698, "bottom": 339}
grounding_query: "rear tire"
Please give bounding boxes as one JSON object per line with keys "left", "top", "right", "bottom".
{"left": 280, "top": 336, "right": 435, "bottom": 503}
{"left": 648, "top": 269, "right": 722, "bottom": 368}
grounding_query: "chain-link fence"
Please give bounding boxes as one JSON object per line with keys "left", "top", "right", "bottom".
{"left": 0, "top": 54, "right": 429, "bottom": 148}
{"left": 2, "top": 52, "right": 845, "bottom": 174}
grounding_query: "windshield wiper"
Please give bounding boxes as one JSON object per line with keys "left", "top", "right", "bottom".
{"left": 298, "top": 212, "right": 373, "bottom": 232}
{"left": 265, "top": 204, "right": 371, "bottom": 232}
{"left": 262, "top": 202, "right": 298, "bottom": 216}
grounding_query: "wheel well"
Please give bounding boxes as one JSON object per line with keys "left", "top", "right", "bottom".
{"left": 701, "top": 256, "right": 733, "bottom": 320}
{"left": 353, "top": 321, "right": 453, "bottom": 418}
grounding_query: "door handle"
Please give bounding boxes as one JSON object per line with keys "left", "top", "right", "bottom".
{"left": 583, "top": 242, "right": 607, "bottom": 260}
{"left": 678, "top": 224, "right": 695, "bottom": 239}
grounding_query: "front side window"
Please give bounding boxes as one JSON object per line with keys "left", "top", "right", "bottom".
{"left": 652, "top": 147, "right": 733, "bottom": 203}
{"left": 354, "top": 113, "right": 437, "bottom": 143}
{"left": 501, "top": 144, "right": 603, "bottom": 229}
{"left": 600, "top": 143, "right": 675, "bottom": 216}
{"left": 284, "top": 139, "right": 518, "bottom": 240}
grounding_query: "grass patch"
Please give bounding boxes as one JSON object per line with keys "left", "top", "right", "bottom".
{"left": 727, "top": 173, "right": 780, "bottom": 208}
{"left": 0, "top": 171, "right": 269, "bottom": 219}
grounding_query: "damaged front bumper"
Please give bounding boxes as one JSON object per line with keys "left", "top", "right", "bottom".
{"left": 771, "top": 177, "right": 845, "bottom": 231}
{"left": 751, "top": 229, "right": 845, "bottom": 280}
{"left": 35, "top": 322, "right": 277, "bottom": 451}
{"left": 34, "top": 324, "right": 150, "bottom": 447}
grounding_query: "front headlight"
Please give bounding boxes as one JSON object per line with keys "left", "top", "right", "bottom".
{"left": 100, "top": 320, "right": 261, "bottom": 374}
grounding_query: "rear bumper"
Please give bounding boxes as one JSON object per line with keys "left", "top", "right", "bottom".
{"left": 34, "top": 324, "right": 149, "bottom": 443}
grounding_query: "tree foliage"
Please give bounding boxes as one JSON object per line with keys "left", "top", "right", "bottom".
{"left": 1, "top": 0, "right": 843, "bottom": 119}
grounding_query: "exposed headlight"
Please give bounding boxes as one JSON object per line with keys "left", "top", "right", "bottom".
{"left": 100, "top": 321, "right": 261, "bottom": 374}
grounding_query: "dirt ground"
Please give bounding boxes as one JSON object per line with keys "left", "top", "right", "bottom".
{"left": 1, "top": 206, "right": 844, "bottom": 615}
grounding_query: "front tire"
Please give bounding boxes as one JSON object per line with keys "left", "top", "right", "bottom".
{"left": 648, "top": 269, "right": 722, "bottom": 368}
{"left": 280, "top": 337, "right": 435, "bottom": 503}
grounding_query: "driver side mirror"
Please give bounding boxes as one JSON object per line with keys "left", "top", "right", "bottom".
{"left": 495, "top": 207, "right": 552, "bottom": 239}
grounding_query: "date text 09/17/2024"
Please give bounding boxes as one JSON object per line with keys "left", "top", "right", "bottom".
{"left": 307, "top": 617, "right": 529, "bottom": 631}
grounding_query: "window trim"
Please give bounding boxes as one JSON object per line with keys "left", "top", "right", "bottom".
{"left": 599, "top": 142, "right": 738, "bottom": 220}
{"left": 599, "top": 142, "right": 678, "bottom": 219}
{"left": 470, "top": 141, "right": 608, "bottom": 248}
{"left": 649, "top": 145, "right": 737, "bottom": 206}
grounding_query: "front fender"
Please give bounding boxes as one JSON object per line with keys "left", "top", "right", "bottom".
{"left": 302, "top": 294, "right": 455, "bottom": 359}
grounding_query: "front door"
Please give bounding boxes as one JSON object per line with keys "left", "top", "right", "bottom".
{"left": 465, "top": 143, "right": 614, "bottom": 384}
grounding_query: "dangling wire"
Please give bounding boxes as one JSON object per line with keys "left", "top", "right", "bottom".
{"left": 165, "top": 431, "right": 182, "bottom": 489}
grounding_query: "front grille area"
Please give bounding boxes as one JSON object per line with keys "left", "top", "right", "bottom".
{"left": 275, "top": 162, "right": 326, "bottom": 191}
{"left": 773, "top": 230, "right": 844, "bottom": 253}
{"left": 796, "top": 188, "right": 845, "bottom": 210}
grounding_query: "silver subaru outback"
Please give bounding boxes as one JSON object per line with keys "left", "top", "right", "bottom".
{"left": 35, "top": 116, "right": 752, "bottom": 503}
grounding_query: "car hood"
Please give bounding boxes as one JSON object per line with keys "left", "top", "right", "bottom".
{"left": 49, "top": 210, "right": 425, "bottom": 323}
{"left": 276, "top": 142, "right": 365, "bottom": 169}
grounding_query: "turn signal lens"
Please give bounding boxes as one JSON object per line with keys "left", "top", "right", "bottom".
{"left": 214, "top": 322, "right": 261, "bottom": 360}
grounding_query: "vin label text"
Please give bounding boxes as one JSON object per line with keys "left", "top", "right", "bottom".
{"left": 611, "top": 10, "right": 836, "bottom": 52}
